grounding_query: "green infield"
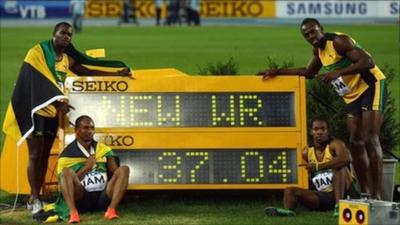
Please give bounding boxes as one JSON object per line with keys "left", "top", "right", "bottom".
{"left": 0, "top": 24, "right": 399, "bottom": 225}
{"left": 0, "top": 190, "right": 339, "bottom": 225}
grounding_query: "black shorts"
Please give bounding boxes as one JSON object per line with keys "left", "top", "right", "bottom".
{"left": 32, "top": 114, "right": 58, "bottom": 137}
{"left": 346, "top": 79, "right": 387, "bottom": 118}
{"left": 314, "top": 181, "right": 360, "bottom": 211}
{"left": 314, "top": 191, "right": 336, "bottom": 211}
{"left": 76, "top": 188, "right": 110, "bottom": 212}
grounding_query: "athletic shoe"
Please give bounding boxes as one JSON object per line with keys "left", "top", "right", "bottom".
{"left": 333, "top": 204, "right": 339, "bottom": 217}
{"left": 265, "top": 206, "right": 296, "bottom": 216}
{"left": 28, "top": 198, "right": 43, "bottom": 214}
{"left": 27, "top": 196, "right": 34, "bottom": 210}
{"left": 27, "top": 198, "right": 47, "bottom": 211}
{"left": 68, "top": 211, "right": 80, "bottom": 224}
{"left": 27, "top": 202, "right": 32, "bottom": 211}
{"left": 104, "top": 208, "right": 119, "bottom": 220}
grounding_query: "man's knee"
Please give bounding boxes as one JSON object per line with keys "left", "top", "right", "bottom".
{"left": 116, "top": 165, "right": 130, "bottom": 177}
{"left": 61, "top": 168, "right": 75, "bottom": 179}
{"left": 332, "top": 167, "right": 346, "bottom": 181}
{"left": 364, "top": 133, "right": 382, "bottom": 149}
{"left": 349, "top": 137, "right": 365, "bottom": 154}
{"left": 284, "top": 187, "right": 298, "bottom": 198}
{"left": 333, "top": 166, "right": 346, "bottom": 174}
{"left": 28, "top": 151, "right": 41, "bottom": 162}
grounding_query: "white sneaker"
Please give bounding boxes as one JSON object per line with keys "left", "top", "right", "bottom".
{"left": 29, "top": 199, "right": 43, "bottom": 214}
{"left": 27, "top": 201, "right": 32, "bottom": 211}
{"left": 27, "top": 197, "right": 48, "bottom": 209}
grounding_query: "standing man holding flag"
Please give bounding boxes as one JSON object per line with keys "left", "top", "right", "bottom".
{"left": 2, "top": 22, "right": 132, "bottom": 215}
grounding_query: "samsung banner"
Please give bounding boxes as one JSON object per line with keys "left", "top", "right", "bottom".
{"left": 276, "top": 0, "right": 399, "bottom": 19}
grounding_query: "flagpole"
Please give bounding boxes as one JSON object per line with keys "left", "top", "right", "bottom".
{"left": 12, "top": 144, "right": 20, "bottom": 211}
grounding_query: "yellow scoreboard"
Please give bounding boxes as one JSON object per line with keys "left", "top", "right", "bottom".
{"left": 62, "top": 68, "right": 308, "bottom": 190}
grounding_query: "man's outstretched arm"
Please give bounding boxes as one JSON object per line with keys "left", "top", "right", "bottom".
{"left": 319, "top": 35, "right": 374, "bottom": 83}
{"left": 318, "top": 139, "right": 352, "bottom": 170}
{"left": 257, "top": 48, "right": 322, "bottom": 79}
{"left": 68, "top": 56, "right": 133, "bottom": 78}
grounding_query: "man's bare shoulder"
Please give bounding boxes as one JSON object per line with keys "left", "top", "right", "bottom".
{"left": 329, "top": 137, "right": 349, "bottom": 154}
{"left": 329, "top": 137, "right": 346, "bottom": 146}
{"left": 332, "top": 34, "right": 356, "bottom": 54}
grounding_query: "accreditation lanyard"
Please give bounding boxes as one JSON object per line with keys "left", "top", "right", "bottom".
{"left": 77, "top": 141, "right": 95, "bottom": 168}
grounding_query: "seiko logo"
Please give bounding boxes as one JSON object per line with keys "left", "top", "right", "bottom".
{"left": 200, "top": 1, "right": 263, "bottom": 17}
{"left": 98, "top": 135, "right": 134, "bottom": 147}
{"left": 72, "top": 80, "right": 128, "bottom": 92}
{"left": 86, "top": 0, "right": 266, "bottom": 18}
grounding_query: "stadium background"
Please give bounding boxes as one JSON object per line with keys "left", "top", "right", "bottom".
{"left": 1, "top": 0, "right": 399, "bottom": 23}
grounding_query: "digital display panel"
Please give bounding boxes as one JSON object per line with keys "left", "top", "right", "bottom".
{"left": 69, "top": 92, "right": 295, "bottom": 128}
{"left": 61, "top": 72, "right": 309, "bottom": 190}
{"left": 116, "top": 149, "right": 297, "bottom": 184}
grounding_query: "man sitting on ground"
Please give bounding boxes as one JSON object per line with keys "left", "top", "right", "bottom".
{"left": 58, "top": 115, "right": 129, "bottom": 223}
{"left": 265, "top": 118, "right": 359, "bottom": 217}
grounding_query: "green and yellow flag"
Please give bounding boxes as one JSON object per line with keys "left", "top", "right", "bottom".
{"left": 2, "top": 42, "right": 65, "bottom": 145}
{"left": 57, "top": 140, "right": 115, "bottom": 175}
{"left": 2, "top": 40, "right": 130, "bottom": 146}
{"left": 35, "top": 140, "right": 116, "bottom": 223}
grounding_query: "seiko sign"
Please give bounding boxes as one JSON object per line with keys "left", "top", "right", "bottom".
{"left": 71, "top": 80, "right": 128, "bottom": 92}
{"left": 97, "top": 135, "right": 135, "bottom": 147}
{"left": 85, "top": 0, "right": 274, "bottom": 18}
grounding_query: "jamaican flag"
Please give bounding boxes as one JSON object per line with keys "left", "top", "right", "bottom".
{"left": 2, "top": 40, "right": 130, "bottom": 146}
{"left": 56, "top": 140, "right": 115, "bottom": 175}
{"left": 34, "top": 140, "right": 116, "bottom": 223}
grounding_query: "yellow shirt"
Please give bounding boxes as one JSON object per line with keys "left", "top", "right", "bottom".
{"left": 318, "top": 33, "right": 385, "bottom": 104}
{"left": 35, "top": 53, "right": 69, "bottom": 118}
{"left": 307, "top": 145, "right": 333, "bottom": 166}
{"left": 308, "top": 145, "right": 334, "bottom": 192}
{"left": 308, "top": 144, "right": 352, "bottom": 192}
